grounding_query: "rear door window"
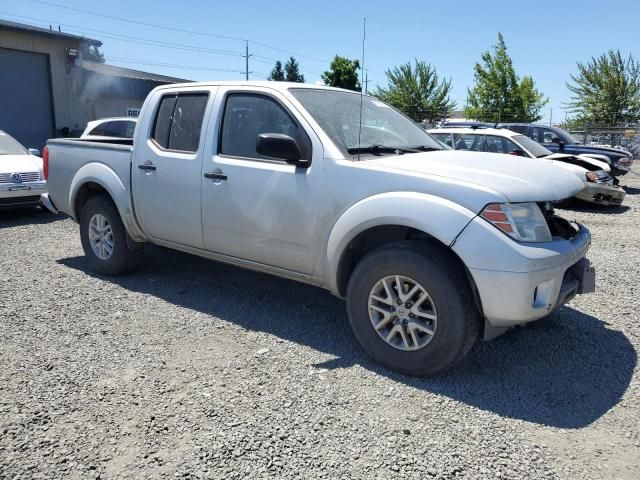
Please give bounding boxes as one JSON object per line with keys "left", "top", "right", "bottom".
{"left": 152, "top": 93, "right": 208, "bottom": 152}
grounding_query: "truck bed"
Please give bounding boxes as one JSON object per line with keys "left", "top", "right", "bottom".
{"left": 46, "top": 138, "right": 133, "bottom": 219}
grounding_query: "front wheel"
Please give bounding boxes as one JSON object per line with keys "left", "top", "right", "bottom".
{"left": 346, "top": 242, "right": 481, "bottom": 376}
{"left": 79, "top": 194, "right": 137, "bottom": 275}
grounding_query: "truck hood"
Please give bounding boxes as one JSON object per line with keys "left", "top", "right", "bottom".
{"left": 0, "top": 154, "right": 43, "bottom": 174}
{"left": 366, "top": 150, "right": 585, "bottom": 203}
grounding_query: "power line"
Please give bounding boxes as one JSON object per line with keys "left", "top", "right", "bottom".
{"left": 106, "top": 56, "right": 246, "bottom": 74}
{"left": 0, "top": 12, "right": 245, "bottom": 57}
{"left": 29, "top": 0, "right": 334, "bottom": 65}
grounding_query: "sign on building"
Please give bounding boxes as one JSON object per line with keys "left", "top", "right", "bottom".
{"left": 127, "top": 108, "right": 140, "bottom": 118}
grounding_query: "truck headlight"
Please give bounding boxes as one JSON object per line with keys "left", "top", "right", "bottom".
{"left": 481, "top": 202, "right": 552, "bottom": 242}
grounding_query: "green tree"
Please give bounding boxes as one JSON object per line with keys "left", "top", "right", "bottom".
{"left": 268, "top": 60, "right": 285, "bottom": 81}
{"left": 373, "top": 60, "right": 456, "bottom": 123}
{"left": 284, "top": 57, "right": 305, "bottom": 83}
{"left": 83, "top": 45, "right": 105, "bottom": 63}
{"left": 322, "top": 55, "right": 361, "bottom": 91}
{"left": 464, "top": 33, "right": 547, "bottom": 122}
{"left": 566, "top": 50, "right": 640, "bottom": 126}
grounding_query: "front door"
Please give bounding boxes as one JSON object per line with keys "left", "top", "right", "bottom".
{"left": 132, "top": 89, "right": 214, "bottom": 248}
{"left": 202, "top": 88, "right": 323, "bottom": 274}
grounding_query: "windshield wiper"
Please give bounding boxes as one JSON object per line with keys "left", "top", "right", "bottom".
{"left": 347, "top": 144, "right": 405, "bottom": 156}
{"left": 347, "top": 144, "right": 441, "bottom": 156}
{"left": 406, "top": 145, "right": 441, "bottom": 152}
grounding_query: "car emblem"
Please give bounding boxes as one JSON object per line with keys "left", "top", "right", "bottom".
{"left": 10, "top": 173, "right": 23, "bottom": 184}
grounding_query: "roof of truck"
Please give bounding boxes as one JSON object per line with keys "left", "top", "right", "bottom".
{"left": 153, "top": 81, "right": 357, "bottom": 94}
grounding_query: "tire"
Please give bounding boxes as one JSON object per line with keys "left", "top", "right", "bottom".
{"left": 346, "top": 241, "right": 481, "bottom": 376}
{"left": 79, "top": 194, "right": 137, "bottom": 275}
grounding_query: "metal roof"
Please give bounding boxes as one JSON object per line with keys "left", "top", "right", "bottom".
{"left": 0, "top": 18, "right": 102, "bottom": 46}
{"left": 82, "top": 61, "right": 190, "bottom": 84}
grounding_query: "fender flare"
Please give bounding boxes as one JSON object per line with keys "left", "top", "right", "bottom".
{"left": 324, "top": 192, "right": 476, "bottom": 294}
{"left": 69, "top": 163, "right": 147, "bottom": 242}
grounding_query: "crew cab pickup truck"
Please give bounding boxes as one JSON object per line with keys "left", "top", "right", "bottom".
{"left": 42, "top": 82, "right": 595, "bottom": 376}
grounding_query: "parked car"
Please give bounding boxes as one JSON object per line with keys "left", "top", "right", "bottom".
{"left": 499, "top": 123, "right": 634, "bottom": 177}
{"left": 42, "top": 82, "right": 595, "bottom": 376}
{"left": 429, "top": 127, "right": 626, "bottom": 206}
{"left": 80, "top": 117, "right": 137, "bottom": 142}
{"left": 0, "top": 130, "right": 47, "bottom": 209}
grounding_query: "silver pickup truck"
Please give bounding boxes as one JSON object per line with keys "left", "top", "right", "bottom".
{"left": 42, "top": 82, "right": 595, "bottom": 376}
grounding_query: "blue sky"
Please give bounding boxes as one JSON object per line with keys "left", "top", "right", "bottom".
{"left": 3, "top": 0, "right": 639, "bottom": 122}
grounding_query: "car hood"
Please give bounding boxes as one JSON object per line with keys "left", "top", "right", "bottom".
{"left": 0, "top": 154, "right": 42, "bottom": 174}
{"left": 366, "top": 150, "right": 585, "bottom": 202}
{"left": 578, "top": 144, "right": 631, "bottom": 156}
{"left": 545, "top": 153, "right": 610, "bottom": 172}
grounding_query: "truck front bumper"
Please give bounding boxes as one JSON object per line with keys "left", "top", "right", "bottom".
{"left": 0, "top": 182, "right": 47, "bottom": 208}
{"left": 574, "top": 182, "right": 626, "bottom": 206}
{"left": 453, "top": 218, "right": 593, "bottom": 328}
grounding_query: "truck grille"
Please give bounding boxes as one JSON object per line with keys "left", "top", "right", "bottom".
{"left": 0, "top": 171, "right": 40, "bottom": 184}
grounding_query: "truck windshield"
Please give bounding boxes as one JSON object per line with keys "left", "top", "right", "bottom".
{"left": 0, "top": 132, "right": 29, "bottom": 155}
{"left": 290, "top": 88, "right": 443, "bottom": 157}
{"left": 553, "top": 126, "right": 580, "bottom": 145}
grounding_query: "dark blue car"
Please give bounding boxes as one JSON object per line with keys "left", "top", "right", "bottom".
{"left": 499, "top": 123, "right": 634, "bottom": 177}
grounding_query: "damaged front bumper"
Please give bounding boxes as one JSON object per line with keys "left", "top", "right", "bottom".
{"left": 575, "top": 182, "right": 626, "bottom": 206}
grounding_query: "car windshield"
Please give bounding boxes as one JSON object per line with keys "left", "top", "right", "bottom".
{"left": 0, "top": 132, "right": 29, "bottom": 155}
{"left": 290, "top": 88, "right": 443, "bottom": 157}
{"left": 513, "top": 134, "right": 553, "bottom": 158}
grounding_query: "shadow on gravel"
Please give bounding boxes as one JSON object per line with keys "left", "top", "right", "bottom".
{"left": 0, "top": 207, "right": 64, "bottom": 228}
{"left": 623, "top": 185, "right": 640, "bottom": 195}
{"left": 59, "top": 246, "right": 636, "bottom": 429}
{"left": 561, "top": 202, "right": 631, "bottom": 215}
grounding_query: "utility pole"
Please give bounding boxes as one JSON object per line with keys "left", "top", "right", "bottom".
{"left": 363, "top": 70, "right": 370, "bottom": 95}
{"left": 549, "top": 108, "right": 553, "bottom": 126}
{"left": 244, "top": 40, "right": 249, "bottom": 81}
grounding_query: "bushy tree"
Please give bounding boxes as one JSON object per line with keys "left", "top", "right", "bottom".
{"left": 464, "top": 33, "right": 547, "bottom": 122}
{"left": 83, "top": 45, "right": 105, "bottom": 63}
{"left": 373, "top": 60, "right": 456, "bottom": 123}
{"left": 322, "top": 56, "right": 361, "bottom": 91}
{"left": 268, "top": 60, "right": 285, "bottom": 81}
{"left": 566, "top": 50, "right": 640, "bottom": 126}
{"left": 284, "top": 57, "right": 305, "bottom": 83}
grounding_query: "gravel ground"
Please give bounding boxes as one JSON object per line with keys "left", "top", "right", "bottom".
{"left": 1, "top": 174, "right": 640, "bottom": 480}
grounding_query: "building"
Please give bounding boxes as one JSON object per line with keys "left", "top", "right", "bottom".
{"left": 0, "top": 19, "right": 188, "bottom": 150}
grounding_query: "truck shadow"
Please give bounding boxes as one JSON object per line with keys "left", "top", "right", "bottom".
{"left": 58, "top": 246, "right": 636, "bottom": 430}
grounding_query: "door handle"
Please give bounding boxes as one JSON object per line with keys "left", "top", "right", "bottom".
{"left": 138, "top": 163, "right": 156, "bottom": 171}
{"left": 204, "top": 172, "right": 227, "bottom": 180}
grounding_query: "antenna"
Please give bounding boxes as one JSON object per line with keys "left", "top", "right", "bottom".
{"left": 357, "top": 17, "right": 366, "bottom": 161}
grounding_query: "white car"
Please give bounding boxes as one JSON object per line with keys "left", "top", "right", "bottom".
{"left": 428, "top": 127, "right": 626, "bottom": 206}
{"left": 81, "top": 117, "right": 137, "bottom": 141}
{"left": 0, "top": 130, "right": 47, "bottom": 208}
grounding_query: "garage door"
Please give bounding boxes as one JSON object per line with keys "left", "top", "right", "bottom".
{"left": 0, "top": 48, "right": 54, "bottom": 151}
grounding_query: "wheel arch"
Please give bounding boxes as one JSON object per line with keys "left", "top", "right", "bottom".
{"left": 69, "top": 163, "right": 147, "bottom": 242}
{"left": 325, "top": 192, "right": 478, "bottom": 297}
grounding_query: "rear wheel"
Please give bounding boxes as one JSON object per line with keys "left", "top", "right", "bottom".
{"left": 346, "top": 242, "right": 481, "bottom": 376}
{"left": 79, "top": 194, "right": 137, "bottom": 275}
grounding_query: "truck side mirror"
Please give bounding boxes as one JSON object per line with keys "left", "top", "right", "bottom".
{"left": 256, "top": 133, "right": 308, "bottom": 167}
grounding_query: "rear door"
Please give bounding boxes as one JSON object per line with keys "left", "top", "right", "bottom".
{"left": 132, "top": 88, "right": 216, "bottom": 248}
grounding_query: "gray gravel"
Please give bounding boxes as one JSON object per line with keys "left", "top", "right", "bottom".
{"left": 2, "top": 174, "right": 640, "bottom": 479}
